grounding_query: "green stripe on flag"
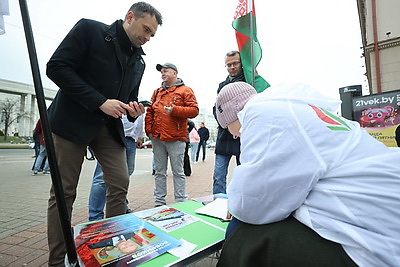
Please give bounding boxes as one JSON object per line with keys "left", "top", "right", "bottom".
{"left": 232, "top": 12, "right": 270, "bottom": 93}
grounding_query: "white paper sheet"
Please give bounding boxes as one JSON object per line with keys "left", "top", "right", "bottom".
{"left": 168, "top": 239, "right": 197, "bottom": 258}
{"left": 195, "top": 198, "right": 230, "bottom": 221}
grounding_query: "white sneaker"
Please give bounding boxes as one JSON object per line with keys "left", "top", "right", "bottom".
{"left": 31, "top": 170, "right": 38, "bottom": 176}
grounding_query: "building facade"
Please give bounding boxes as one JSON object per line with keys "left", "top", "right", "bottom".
{"left": 0, "top": 78, "right": 56, "bottom": 137}
{"left": 357, "top": 0, "right": 400, "bottom": 94}
{"left": 353, "top": 1, "right": 400, "bottom": 147}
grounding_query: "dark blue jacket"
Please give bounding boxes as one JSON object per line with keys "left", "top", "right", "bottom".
{"left": 46, "top": 19, "right": 145, "bottom": 145}
{"left": 213, "top": 75, "right": 245, "bottom": 156}
{"left": 198, "top": 126, "right": 209, "bottom": 142}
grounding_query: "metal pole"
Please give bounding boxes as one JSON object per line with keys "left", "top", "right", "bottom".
{"left": 18, "top": 0, "right": 79, "bottom": 265}
{"left": 249, "top": 0, "right": 255, "bottom": 87}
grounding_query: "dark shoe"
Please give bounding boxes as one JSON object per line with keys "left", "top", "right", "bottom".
{"left": 152, "top": 169, "right": 156, "bottom": 175}
{"left": 126, "top": 208, "right": 133, "bottom": 214}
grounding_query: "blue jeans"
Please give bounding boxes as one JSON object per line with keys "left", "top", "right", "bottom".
{"left": 226, "top": 217, "right": 242, "bottom": 238}
{"left": 190, "top": 142, "right": 199, "bottom": 163}
{"left": 33, "top": 145, "right": 49, "bottom": 172}
{"left": 212, "top": 153, "right": 240, "bottom": 194}
{"left": 88, "top": 137, "right": 137, "bottom": 221}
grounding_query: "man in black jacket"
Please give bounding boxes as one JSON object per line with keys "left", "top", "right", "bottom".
{"left": 45, "top": 3, "right": 162, "bottom": 266}
{"left": 196, "top": 122, "right": 210, "bottom": 162}
{"left": 212, "top": 51, "right": 245, "bottom": 194}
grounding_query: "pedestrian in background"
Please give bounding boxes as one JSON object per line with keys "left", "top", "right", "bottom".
{"left": 32, "top": 128, "right": 40, "bottom": 158}
{"left": 145, "top": 62, "right": 199, "bottom": 207}
{"left": 212, "top": 50, "right": 244, "bottom": 194}
{"left": 88, "top": 114, "right": 144, "bottom": 221}
{"left": 45, "top": 3, "right": 162, "bottom": 265}
{"left": 31, "top": 119, "right": 50, "bottom": 175}
{"left": 31, "top": 125, "right": 46, "bottom": 171}
{"left": 189, "top": 125, "right": 200, "bottom": 163}
{"left": 196, "top": 122, "right": 209, "bottom": 162}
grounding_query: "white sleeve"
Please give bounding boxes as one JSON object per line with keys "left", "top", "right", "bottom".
{"left": 227, "top": 103, "right": 326, "bottom": 225}
{"left": 134, "top": 115, "right": 144, "bottom": 140}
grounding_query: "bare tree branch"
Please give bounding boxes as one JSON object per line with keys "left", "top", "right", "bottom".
{"left": 0, "top": 98, "right": 31, "bottom": 140}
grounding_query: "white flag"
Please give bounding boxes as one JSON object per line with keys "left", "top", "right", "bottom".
{"left": 0, "top": 0, "right": 10, "bottom": 35}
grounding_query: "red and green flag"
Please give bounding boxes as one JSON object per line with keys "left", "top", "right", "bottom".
{"left": 233, "top": 0, "right": 270, "bottom": 93}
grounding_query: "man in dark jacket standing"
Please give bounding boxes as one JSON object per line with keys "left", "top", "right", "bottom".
{"left": 212, "top": 50, "right": 245, "bottom": 194}
{"left": 45, "top": 3, "right": 162, "bottom": 266}
{"left": 196, "top": 122, "right": 210, "bottom": 162}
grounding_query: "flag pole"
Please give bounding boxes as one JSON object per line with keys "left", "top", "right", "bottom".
{"left": 18, "top": 0, "right": 79, "bottom": 265}
{"left": 249, "top": 0, "right": 255, "bottom": 87}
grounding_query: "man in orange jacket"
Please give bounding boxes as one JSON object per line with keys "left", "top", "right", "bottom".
{"left": 145, "top": 63, "right": 199, "bottom": 206}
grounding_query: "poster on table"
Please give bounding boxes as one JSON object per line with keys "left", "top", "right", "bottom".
{"left": 73, "top": 214, "right": 181, "bottom": 266}
{"left": 133, "top": 206, "right": 198, "bottom": 232}
{"left": 352, "top": 90, "right": 400, "bottom": 147}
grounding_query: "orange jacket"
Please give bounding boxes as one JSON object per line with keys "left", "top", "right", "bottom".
{"left": 145, "top": 80, "right": 199, "bottom": 142}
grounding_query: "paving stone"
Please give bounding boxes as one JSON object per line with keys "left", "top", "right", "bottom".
{"left": 0, "top": 254, "right": 18, "bottom": 267}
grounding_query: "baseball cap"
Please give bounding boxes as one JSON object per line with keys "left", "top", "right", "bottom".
{"left": 156, "top": 63, "right": 178, "bottom": 72}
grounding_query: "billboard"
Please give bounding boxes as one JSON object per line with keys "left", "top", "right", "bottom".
{"left": 339, "top": 85, "right": 362, "bottom": 120}
{"left": 353, "top": 90, "right": 400, "bottom": 147}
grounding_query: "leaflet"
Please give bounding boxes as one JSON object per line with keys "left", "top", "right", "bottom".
{"left": 133, "top": 205, "right": 199, "bottom": 232}
{"left": 73, "top": 213, "right": 181, "bottom": 266}
{"left": 195, "top": 198, "right": 231, "bottom": 221}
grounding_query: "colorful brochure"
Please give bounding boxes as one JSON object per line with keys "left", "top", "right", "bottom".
{"left": 133, "top": 206, "right": 198, "bottom": 232}
{"left": 73, "top": 213, "right": 181, "bottom": 266}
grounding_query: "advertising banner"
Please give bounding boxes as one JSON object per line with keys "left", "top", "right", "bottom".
{"left": 353, "top": 90, "right": 400, "bottom": 147}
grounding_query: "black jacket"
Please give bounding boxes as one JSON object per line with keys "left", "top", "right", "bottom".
{"left": 213, "top": 75, "right": 245, "bottom": 156}
{"left": 46, "top": 19, "right": 145, "bottom": 145}
{"left": 197, "top": 126, "right": 209, "bottom": 142}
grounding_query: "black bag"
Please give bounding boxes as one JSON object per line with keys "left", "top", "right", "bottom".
{"left": 183, "top": 142, "right": 191, "bottom": 176}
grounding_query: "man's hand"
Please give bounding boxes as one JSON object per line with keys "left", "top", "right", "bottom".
{"left": 99, "top": 99, "right": 130, "bottom": 118}
{"left": 127, "top": 101, "right": 146, "bottom": 117}
{"left": 136, "top": 139, "right": 143, "bottom": 148}
{"left": 164, "top": 103, "right": 174, "bottom": 114}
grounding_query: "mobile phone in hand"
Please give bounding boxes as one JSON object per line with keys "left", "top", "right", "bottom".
{"left": 139, "top": 100, "right": 152, "bottom": 107}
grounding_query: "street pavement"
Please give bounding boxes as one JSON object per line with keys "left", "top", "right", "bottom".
{"left": 0, "top": 148, "right": 234, "bottom": 266}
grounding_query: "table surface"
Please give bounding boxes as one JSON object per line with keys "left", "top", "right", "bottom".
{"left": 139, "top": 199, "right": 228, "bottom": 266}
{"left": 72, "top": 198, "right": 229, "bottom": 267}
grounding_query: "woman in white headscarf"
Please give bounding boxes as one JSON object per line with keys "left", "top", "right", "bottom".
{"left": 215, "top": 82, "right": 400, "bottom": 267}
